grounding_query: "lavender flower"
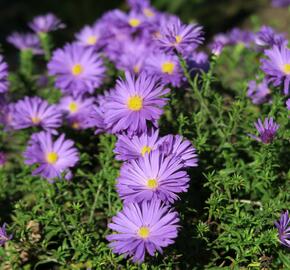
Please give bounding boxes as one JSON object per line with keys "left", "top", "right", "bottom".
{"left": 255, "top": 26, "right": 287, "bottom": 48}
{"left": 0, "top": 55, "right": 9, "bottom": 93}
{"left": 107, "top": 200, "right": 179, "bottom": 263}
{"left": 210, "top": 41, "right": 224, "bottom": 56}
{"left": 13, "top": 97, "right": 62, "bottom": 134}
{"left": 286, "top": 99, "right": 290, "bottom": 111}
{"left": 29, "top": 13, "right": 65, "bottom": 33}
{"left": 7, "top": 32, "right": 43, "bottom": 54}
{"left": 275, "top": 210, "right": 290, "bottom": 248}
{"left": 247, "top": 79, "right": 271, "bottom": 105}
{"left": 272, "top": 0, "right": 290, "bottom": 7}
{"left": 104, "top": 72, "right": 169, "bottom": 134}
{"left": 249, "top": 117, "right": 279, "bottom": 144}
{"left": 261, "top": 45, "right": 290, "bottom": 95}
{"left": 24, "top": 132, "right": 79, "bottom": 180}
{"left": 117, "top": 150, "right": 190, "bottom": 204}
{"left": 156, "top": 18, "right": 203, "bottom": 55}
{"left": 48, "top": 43, "right": 105, "bottom": 97}
{"left": 0, "top": 223, "right": 12, "bottom": 246}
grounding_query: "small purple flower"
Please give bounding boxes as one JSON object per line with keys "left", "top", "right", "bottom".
{"left": 146, "top": 52, "right": 183, "bottom": 87}
{"left": 286, "top": 99, "right": 290, "bottom": 111}
{"left": 0, "top": 101, "right": 15, "bottom": 130}
{"left": 0, "top": 55, "right": 9, "bottom": 93}
{"left": 159, "top": 135, "right": 198, "bottom": 168}
{"left": 117, "top": 150, "right": 190, "bottom": 204}
{"left": 7, "top": 32, "right": 43, "bottom": 54}
{"left": 114, "top": 129, "right": 162, "bottom": 161}
{"left": 187, "top": 51, "right": 210, "bottom": 74}
{"left": 48, "top": 43, "right": 106, "bottom": 97}
{"left": 104, "top": 72, "right": 169, "bottom": 134}
{"left": 156, "top": 18, "right": 203, "bottom": 55}
{"left": 0, "top": 152, "right": 6, "bottom": 166}
{"left": 0, "top": 223, "right": 12, "bottom": 246}
{"left": 261, "top": 45, "right": 290, "bottom": 95}
{"left": 272, "top": 0, "right": 290, "bottom": 7}
{"left": 29, "top": 13, "right": 65, "bottom": 33}
{"left": 24, "top": 132, "right": 79, "bottom": 180}
{"left": 249, "top": 117, "right": 279, "bottom": 144}
{"left": 275, "top": 210, "right": 290, "bottom": 248}
{"left": 107, "top": 200, "right": 179, "bottom": 263}
{"left": 247, "top": 79, "right": 271, "bottom": 105}
{"left": 210, "top": 41, "right": 224, "bottom": 56}
{"left": 255, "top": 26, "right": 287, "bottom": 48}
{"left": 13, "top": 97, "right": 62, "bottom": 134}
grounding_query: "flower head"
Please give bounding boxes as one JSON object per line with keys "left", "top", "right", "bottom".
{"left": 156, "top": 18, "right": 203, "bottom": 55}
{"left": 275, "top": 210, "right": 290, "bottom": 248}
{"left": 48, "top": 43, "right": 105, "bottom": 97}
{"left": 29, "top": 13, "right": 65, "bottom": 33}
{"left": 286, "top": 99, "right": 290, "bottom": 111}
{"left": 24, "top": 132, "right": 79, "bottom": 180}
{"left": 261, "top": 45, "right": 290, "bottom": 95}
{"left": 104, "top": 72, "right": 169, "bottom": 134}
{"left": 117, "top": 150, "right": 190, "bottom": 204}
{"left": 0, "top": 55, "right": 9, "bottom": 93}
{"left": 255, "top": 26, "right": 287, "bottom": 48}
{"left": 247, "top": 79, "right": 271, "bottom": 105}
{"left": 13, "top": 97, "right": 62, "bottom": 134}
{"left": 7, "top": 32, "right": 43, "bottom": 54}
{"left": 107, "top": 200, "right": 179, "bottom": 263}
{"left": 0, "top": 223, "right": 12, "bottom": 246}
{"left": 249, "top": 117, "right": 279, "bottom": 144}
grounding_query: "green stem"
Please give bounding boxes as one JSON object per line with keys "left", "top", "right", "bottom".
{"left": 39, "top": 32, "right": 52, "bottom": 61}
{"left": 20, "top": 50, "right": 33, "bottom": 77}
{"left": 89, "top": 183, "right": 102, "bottom": 224}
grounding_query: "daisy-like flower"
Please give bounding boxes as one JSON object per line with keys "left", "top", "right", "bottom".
{"left": 107, "top": 200, "right": 179, "bottom": 263}
{"left": 255, "top": 26, "right": 287, "bottom": 48}
{"left": 29, "top": 13, "right": 65, "bottom": 33}
{"left": 117, "top": 150, "right": 190, "bottom": 204}
{"left": 275, "top": 210, "right": 290, "bottom": 248}
{"left": 104, "top": 72, "right": 169, "bottom": 134}
{"left": 156, "top": 18, "right": 203, "bottom": 55}
{"left": 248, "top": 117, "right": 279, "bottom": 144}
{"left": 210, "top": 41, "right": 224, "bottom": 56}
{"left": 0, "top": 223, "right": 12, "bottom": 246}
{"left": 48, "top": 43, "right": 106, "bottom": 97}
{"left": 261, "top": 45, "right": 290, "bottom": 95}
{"left": 247, "top": 79, "right": 271, "bottom": 105}
{"left": 0, "top": 55, "right": 9, "bottom": 93}
{"left": 146, "top": 52, "right": 182, "bottom": 87}
{"left": 114, "top": 129, "right": 162, "bottom": 161}
{"left": 159, "top": 135, "right": 198, "bottom": 168}
{"left": 23, "top": 132, "right": 79, "bottom": 180}
{"left": 7, "top": 32, "right": 43, "bottom": 54}
{"left": 12, "top": 96, "right": 62, "bottom": 134}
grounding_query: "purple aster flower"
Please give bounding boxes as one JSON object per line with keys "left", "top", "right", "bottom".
{"left": 117, "top": 150, "right": 190, "bottom": 204}
{"left": 7, "top": 32, "right": 43, "bottom": 54}
{"left": 23, "top": 132, "right": 79, "bottom": 180}
{"left": 227, "top": 28, "right": 255, "bottom": 47}
{"left": 146, "top": 52, "right": 183, "bottom": 87}
{"left": 127, "top": 0, "right": 150, "bottom": 10}
{"left": 187, "top": 51, "right": 210, "bottom": 74}
{"left": 48, "top": 43, "right": 106, "bottom": 97}
{"left": 107, "top": 199, "right": 179, "bottom": 263}
{"left": 275, "top": 210, "right": 290, "bottom": 248}
{"left": 286, "top": 99, "right": 290, "bottom": 111}
{"left": 261, "top": 45, "right": 290, "bottom": 95}
{"left": 247, "top": 79, "right": 271, "bottom": 105}
{"left": 104, "top": 72, "right": 169, "bottom": 134}
{"left": 210, "top": 41, "right": 224, "bottom": 56}
{"left": 114, "top": 129, "right": 162, "bottom": 161}
{"left": 272, "top": 0, "right": 290, "bottom": 7}
{"left": 29, "top": 13, "right": 65, "bottom": 33}
{"left": 249, "top": 117, "right": 279, "bottom": 144}
{"left": 0, "top": 55, "right": 9, "bottom": 93}
{"left": 156, "top": 18, "right": 203, "bottom": 55}
{"left": 159, "top": 135, "right": 198, "bottom": 168}
{"left": 0, "top": 101, "right": 15, "bottom": 130}
{"left": 255, "top": 26, "right": 287, "bottom": 48}
{"left": 0, "top": 223, "right": 12, "bottom": 246}
{"left": 12, "top": 96, "right": 62, "bottom": 134}
{"left": 0, "top": 152, "right": 6, "bottom": 166}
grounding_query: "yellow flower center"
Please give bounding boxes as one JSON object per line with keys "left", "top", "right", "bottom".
{"left": 133, "top": 65, "right": 140, "bottom": 74}
{"left": 161, "top": 61, "right": 175, "bottom": 74}
{"left": 72, "top": 122, "right": 80, "bottom": 129}
{"left": 31, "top": 116, "right": 41, "bottom": 124}
{"left": 141, "top": 146, "right": 151, "bottom": 156}
{"left": 46, "top": 152, "right": 58, "bottom": 164}
{"left": 127, "top": 95, "right": 143, "bottom": 111}
{"left": 129, "top": 18, "right": 141, "bottom": 28}
{"left": 143, "top": 8, "right": 154, "bottom": 18}
{"left": 68, "top": 102, "right": 78, "bottom": 113}
{"left": 175, "top": 35, "right": 182, "bottom": 44}
{"left": 138, "top": 226, "right": 150, "bottom": 239}
{"left": 282, "top": 63, "right": 290, "bottom": 75}
{"left": 147, "top": 178, "right": 158, "bottom": 189}
{"left": 72, "top": 64, "right": 84, "bottom": 76}
{"left": 87, "top": 35, "right": 97, "bottom": 45}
